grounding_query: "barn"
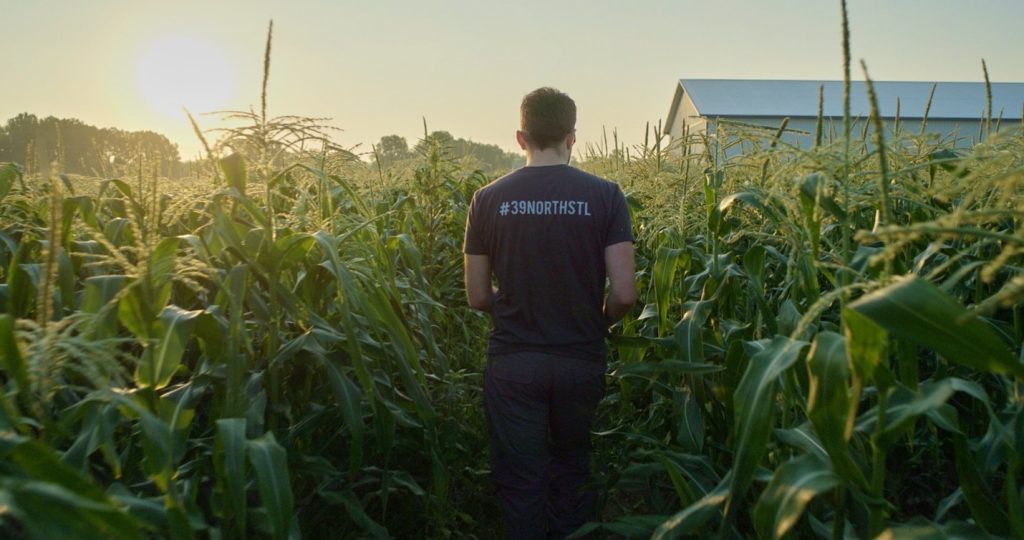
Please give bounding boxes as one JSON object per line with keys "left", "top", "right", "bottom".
{"left": 664, "top": 79, "right": 1024, "bottom": 152}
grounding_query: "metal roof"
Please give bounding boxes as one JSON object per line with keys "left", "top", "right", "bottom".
{"left": 665, "top": 79, "right": 1024, "bottom": 128}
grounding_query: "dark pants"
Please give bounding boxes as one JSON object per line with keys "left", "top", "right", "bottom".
{"left": 484, "top": 351, "right": 607, "bottom": 540}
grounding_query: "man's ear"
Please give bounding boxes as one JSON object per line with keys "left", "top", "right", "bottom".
{"left": 516, "top": 130, "right": 529, "bottom": 151}
{"left": 565, "top": 131, "right": 576, "bottom": 151}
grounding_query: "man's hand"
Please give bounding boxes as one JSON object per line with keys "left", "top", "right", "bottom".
{"left": 464, "top": 254, "right": 495, "bottom": 313}
{"left": 603, "top": 241, "right": 637, "bottom": 324}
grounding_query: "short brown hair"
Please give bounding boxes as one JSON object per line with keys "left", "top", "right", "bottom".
{"left": 520, "top": 87, "right": 576, "bottom": 150}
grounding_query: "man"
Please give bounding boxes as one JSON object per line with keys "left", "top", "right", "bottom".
{"left": 463, "top": 87, "right": 637, "bottom": 539}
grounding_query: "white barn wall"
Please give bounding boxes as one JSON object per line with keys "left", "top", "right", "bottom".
{"left": 664, "top": 80, "right": 1024, "bottom": 157}
{"left": 677, "top": 116, "right": 1019, "bottom": 156}
{"left": 666, "top": 91, "right": 700, "bottom": 140}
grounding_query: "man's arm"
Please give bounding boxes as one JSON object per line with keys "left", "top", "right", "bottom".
{"left": 464, "top": 254, "right": 495, "bottom": 312}
{"left": 603, "top": 241, "right": 637, "bottom": 324}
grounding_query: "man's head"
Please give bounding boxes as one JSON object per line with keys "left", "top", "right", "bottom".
{"left": 519, "top": 87, "right": 576, "bottom": 152}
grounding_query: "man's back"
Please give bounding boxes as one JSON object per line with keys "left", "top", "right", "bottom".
{"left": 463, "top": 164, "right": 632, "bottom": 360}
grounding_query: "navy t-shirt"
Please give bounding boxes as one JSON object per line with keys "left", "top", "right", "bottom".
{"left": 463, "top": 164, "right": 634, "bottom": 361}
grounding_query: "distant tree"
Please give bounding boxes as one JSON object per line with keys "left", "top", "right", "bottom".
{"left": 0, "top": 113, "right": 39, "bottom": 166}
{"left": 374, "top": 134, "right": 412, "bottom": 167}
{"left": 414, "top": 131, "right": 456, "bottom": 156}
{"left": 411, "top": 130, "right": 523, "bottom": 173}
{"left": 453, "top": 138, "right": 524, "bottom": 172}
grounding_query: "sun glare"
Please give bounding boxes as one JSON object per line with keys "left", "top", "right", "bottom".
{"left": 137, "top": 36, "right": 234, "bottom": 119}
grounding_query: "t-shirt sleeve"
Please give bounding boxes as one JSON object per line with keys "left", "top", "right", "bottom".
{"left": 604, "top": 185, "right": 634, "bottom": 246}
{"left": 463, "top": 191, "right": 488, "bottom": 255}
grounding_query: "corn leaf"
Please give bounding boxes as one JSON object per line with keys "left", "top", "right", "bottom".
{"left": 219, "top": 153, "right": 248, "bottom": 193}
{"left": 849, "top": 276, "right": 1021, "bottom": 378}
{"left": 0, "top": 162, "right": 19, "bottom": 202}
{"left": 843, "top": 307, "right": 887, "bottom": 385}
{"left": 615, "top": 360, "right": 723, "bottom": 378}
{"left": 269, "top": 232, "right": 314, "bottom": 271}
{"left": 953, "top": 433, "right": 1009, "bottom": 536}
{"left": 876, "top": 518, "right": 996, "bottom": 539}
{"left": 103, "top": 217, "right": 134, "bottom": 246}
{"left": 55, "top": 247, "right": 75, "bottom": 315}
{"left": 652, "top": 472, "right": 732, "bottom": 540}
{"left": 726, "top": 336, "right": 807, "bottom": 519}
{"left": 247, "top": 432, "right": 294, "bottom": 540}
{"left": 673, "top": 300, "right": 713, "bottom": 363}
{"left": 753, "top": 453, "right": 838, "bottom": 539}
{"left": 118, "top": 285, "right": 157, "bottom": 341}
{"left": 318, "top": 354, "right": 365, "bottom": 476}
{"left": 806, "top": 331, "right": 867, "bottom": 487}
{"left": 774, "top": 424, "right": 828, "bottom": 463}
{"left": 0, "top": 314, "right": 29, "bottom": 397}
{"left": 5, "top": 482, "right": 144, "bottom": 540}
{"left": 215, "top": 418, "right": 248, "bottom": 538}
{"left": 0, "top": 432, "right": 144, "bottom": 539}
{"left": 149, "top": 237, "right": 181, "bottom": 293}
{"left": 81, "top": 275, "right": 127, "bottom": 336}
{"left": 135, "top": 306, "right": 201, "bottom": 389}
{"left": 798, "top": 172, "right": 847, "bottom": 220}
{"left": 653, "top": 247, "right": 688, "bottom": 335}
{"left": 659, "top": 453, "right": 697, "bottom": 506}
{"left": 318, "top": 489, "right": 389, "bottom": 538}
{"left": 364, "top": 285, "right": 433, "bottom": 423}
{"left": 6, "top": 241, "right": 35, "bottom": 317}
{"left": 673, "top": 387, "right": 704, "bottom": 454}
{"left": 712, "top": 192, "right": 768, "bottom": 236}
{"left": 139, "top": 409, "right": 174, "bottom": 492}
{"left": 192, "top": 310, "right": 228, "bottom": 361}
{"left": 589, "top": 515, "right": 668, "bottom": 539}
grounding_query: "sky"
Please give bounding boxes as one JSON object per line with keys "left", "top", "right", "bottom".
{"left": 3, "top": 0, "right": 1024, "bottom": 161}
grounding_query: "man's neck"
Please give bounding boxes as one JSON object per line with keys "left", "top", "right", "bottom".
{"left": 525, "top": 147, "right": 570, "bottom": 167}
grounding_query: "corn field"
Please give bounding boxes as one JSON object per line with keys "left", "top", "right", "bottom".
{"left": 2, "top": 9, "right": 1024, "bottom": 540}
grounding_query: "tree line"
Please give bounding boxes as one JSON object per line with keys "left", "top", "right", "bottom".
{"left": 375, "top": 131, "right": 524, "bottom": 173}
{"left": 0, "top": 113, "right": 184, "bottom": 177}
{"left": 0, "top": 114, "right": 527, "bottom": 179}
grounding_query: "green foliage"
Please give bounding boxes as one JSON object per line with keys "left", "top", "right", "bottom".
{"left": 1, "top": 126, "right": 1022, "bottom": 539}
{"left": 0, "top": 84, "right": 492, "bottom": 539}
{"left": 2, "top": 14, "right": 1023, "bottom": 540}
{"left": 583, "top": 61, "right": 1023, "bottom": 540}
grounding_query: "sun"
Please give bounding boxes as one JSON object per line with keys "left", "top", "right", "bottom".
{"left": 137, "top": 36, "right": 234, "bottom": 119}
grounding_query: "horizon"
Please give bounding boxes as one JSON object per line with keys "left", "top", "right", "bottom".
{"left": 3, "top": 0, "right": 1024, "bottom": 161}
